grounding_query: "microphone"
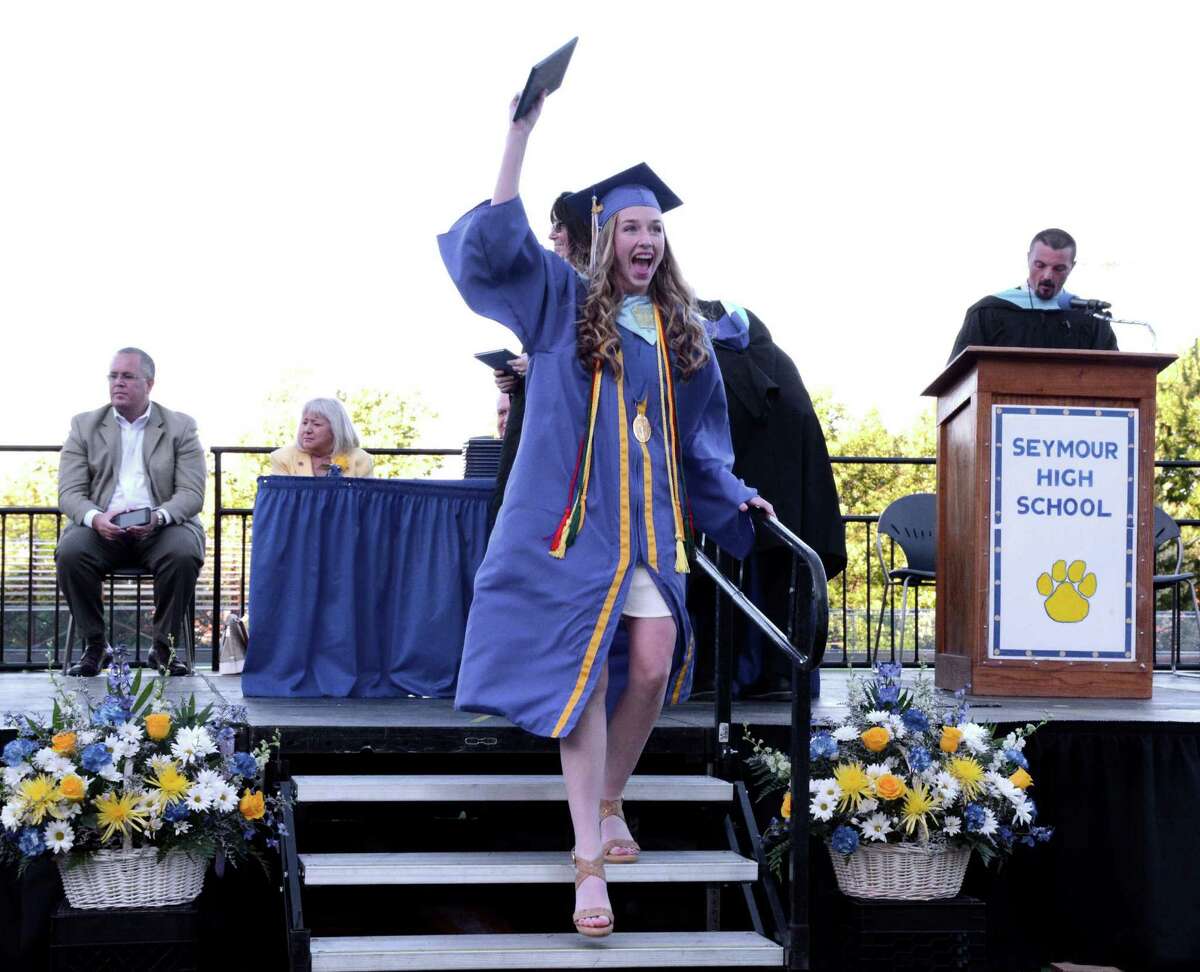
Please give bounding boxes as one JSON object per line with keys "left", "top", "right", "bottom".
{"left": 1069, "top": 296, "right": 1112, "bottom": 312}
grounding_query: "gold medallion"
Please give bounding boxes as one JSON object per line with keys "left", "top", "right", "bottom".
{"left": 632, "top": 414, "right": 652, "bottom": 443}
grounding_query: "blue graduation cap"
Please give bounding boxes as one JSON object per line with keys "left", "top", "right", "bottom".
{"left": 564, "top": 162, "right": 682, "bottom": 230}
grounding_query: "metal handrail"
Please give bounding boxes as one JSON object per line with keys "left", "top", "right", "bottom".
{"left": 695, "top": 512, "right": 828, "bottom": 970}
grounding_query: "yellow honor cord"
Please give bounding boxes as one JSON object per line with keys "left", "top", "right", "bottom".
{"left": 653, "top": 305, "right": 689, "bottom": 574}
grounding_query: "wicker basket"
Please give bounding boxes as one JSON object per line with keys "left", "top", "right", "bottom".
{"left": 827, "top": 841, "right": 969, "bottom": 900}
{"left": 57, "top": 847, "right": 207, "bottom": 909}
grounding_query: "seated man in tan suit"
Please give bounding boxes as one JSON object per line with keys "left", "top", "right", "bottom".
{"left": 57, "top": 347, "right": 206, "bottom": 676}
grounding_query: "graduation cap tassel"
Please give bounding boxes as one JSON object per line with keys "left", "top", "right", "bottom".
{"left": 549, "top": 362, "right": 604, "bottom": 558}
{"left": 588, "top": 195, "right": 602, "bottom": 276}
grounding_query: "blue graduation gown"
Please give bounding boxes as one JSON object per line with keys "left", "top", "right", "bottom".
{"left": 438, "top": 196, "right": 756, "bottom": 738}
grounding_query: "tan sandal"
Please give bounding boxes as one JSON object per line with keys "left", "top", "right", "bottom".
{"left": 571, "top": 850, "right": 614, "bottom": 938}
{"left": 600, "top": 798, "right": 641, "bottom": 864}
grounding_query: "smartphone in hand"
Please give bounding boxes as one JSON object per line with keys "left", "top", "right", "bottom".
{"left": 112, "top": 507, "right": 152, "bottom": 529}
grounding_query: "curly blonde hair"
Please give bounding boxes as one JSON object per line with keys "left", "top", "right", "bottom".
{"left": 577, "top": 219, "right": 710, "bottom": 381}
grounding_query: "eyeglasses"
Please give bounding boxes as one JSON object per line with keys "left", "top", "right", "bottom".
{"left": 106, "top": 372, "right": 147, "bottom": 383}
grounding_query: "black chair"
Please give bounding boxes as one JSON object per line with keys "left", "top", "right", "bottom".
{"left": 1153, "top": 506, "right": 1200, "bottom": 677}
{"left": 62, "top": 565, "right": 195, "bottom": 674}
{"left": 873, "top": 493, "right": 936, "bottom": 663}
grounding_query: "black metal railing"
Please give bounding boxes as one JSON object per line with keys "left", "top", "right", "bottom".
{"left": 695, "top": 512, "right": 828, "bottom": 969}
{"left": 2, "top": 446, "right": 1198, "bottom": 673}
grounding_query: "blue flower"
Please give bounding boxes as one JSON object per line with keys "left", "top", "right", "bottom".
{"left": 830, "top": 825, "right": 859, "bottom": 855}
{"left": 877, "top": 683, "right": 900, "bottom": 705}
{"left": 80, "top": 742, "right": 113, "bottom": 773}
{"left": 1031, "top": 826, "right": 1054, "bottom": 843}
{"left": 92, "top": 700, "right": 127, "bottom": 727}
{"left": 216, "top": 727, "right": 237, "bottom": 757}
{"left": 809, "top": 733, "right": 838, "bottom": 760}
{"left": 17, "top": 826, "right": 45, "bottom": 857}
{"left": 1004, "top": 748, "right": 1028, "bottom": 769}
{"left": 164, "top": 801, "right": 190, "bottom": 822}
{"left": 877, "top": 662, "right": 902, "bottom": 681}
{"left": 901, "top": 708, "right": 929, "bottom": 733}
{"left": 908, "top": 747, "right": 933, "bottom": 772}
{"left": 964, "top": 803, "right": 987, "bottom": 832}
{"left": 242, "top": 827, "right": 257, "bottom": 841}
{"left": 3, "top": 738, "right": 37, "bottom": 767}
{"left": 230, "top": 752, "right": 258, "bottom": 778}
{"left": 997, "top": 825, "right": 1014, "bottom": 847}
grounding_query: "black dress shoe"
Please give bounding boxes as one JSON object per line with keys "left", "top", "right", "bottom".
{"left": 148, "top": 648, "right": 190, "bottom": 676}
{"left": 67, "top": 644, "right": 108, "bottom": 677}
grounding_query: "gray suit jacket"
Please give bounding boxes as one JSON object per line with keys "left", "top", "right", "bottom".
{"left": 58, "top": 402, "right": 207, "bottom": 554}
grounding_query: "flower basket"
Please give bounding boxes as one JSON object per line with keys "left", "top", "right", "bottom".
{"left": 827, "top": 840, "right": 969, "bottom": 900}
{"left": 57, "top": 846, "right": 206, "bottom": 909}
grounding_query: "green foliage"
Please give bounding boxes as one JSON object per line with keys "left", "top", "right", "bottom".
{"left": 1154, "top": 338, "right": 1200, "bottom": 577}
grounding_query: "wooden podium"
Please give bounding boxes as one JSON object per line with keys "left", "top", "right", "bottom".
{"left": 924, "top": 347, "right": 1175, "bottom": 698}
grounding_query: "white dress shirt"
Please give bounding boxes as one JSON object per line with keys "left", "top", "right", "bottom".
{"left": 83, "top": 404, "right": 171, "bottom": 529}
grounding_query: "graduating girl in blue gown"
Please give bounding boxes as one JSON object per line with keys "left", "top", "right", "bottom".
{"left": 439, "top": 91, "right": 774, "bottom": 937}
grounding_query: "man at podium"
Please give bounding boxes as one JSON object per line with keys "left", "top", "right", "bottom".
{"left": 949, "top": 228, "right": 1119, "bottom": 360}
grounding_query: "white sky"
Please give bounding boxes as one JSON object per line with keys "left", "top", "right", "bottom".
{"left": 2, "top": 2, "right": 1197, "bottom": 459}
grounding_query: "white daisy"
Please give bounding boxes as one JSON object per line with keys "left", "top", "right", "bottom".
{"left": 1010, "top": 797, "right": 1033, "bottom": 826}
{"left": 865, "top": 760, "right": 894, "bottom": 780}
{"left": 43, "top": 816, "right": 74, "bottom": 849}
{"left": 3, "top": 764, "right": 32, "bottom": 787}
{"left": 171, "top": 727, "right": 217, "bottom": 766}
{"left": 865, "top": 710, "right": 890, "bottom": 725}
{"left": 173, "top": 821, "right": 191, "bottom": 835}
{"left": 147, "top": 754, "right": 174, "bottom": 775}
{"left": 60, "top": 801, "right": 84, "bottom": 819}
{"left": 107, "top": 737, "right": 140, "bottom": 761}
{"left": 115, "top": 722, "right": 144, "bottom": 744}
{"left": 43, "top": 820, "right": 75, "bottom": 854}
{"left": 32, "top": 748, "right": 59, "bottom": 771}
{"left": 46, "top": 755, "right": 75, "bottom": 777}
{"left": 211, "top": 784, "right": 239, "bottom": 814}
{"left": 99, "top": 762, "right": 123, "bottom": 783}
{"left": 145, "top": 816, "right": 163, "bottom": 834}
{"left": 76, "top": 730, "right": 98, "bottom": 746}
{"left": 1, "top": 802, "right": 22, "bottom": 831}
{"left": 809, "top": 795, "right": 836, "bottom": 822}
{"left": 933, "top": 771, "right": 961, "bottom": 803}
{"left": 832, "top": 725, "right": 860, "bottom": 742}
{"left": 193, "top": 769, "right": 224, "bottom": 791}
{"left": 959, "top": 723, "right": 990, "bottom": 755}
{"left": 887, "top": 714, "right": 908, "bottom": 740}
{"left": 857, "top": 798, "right": 880, "bottom": 815}
{"left": 860, "top": 812, "right": 894, "bottom": 842}
{"left": 942, "top": 815, "right": 962, "bottom": 836}
{"left": 184, "top": 784, "right": 213, "bottom": 812}
{"left": 977, "top": 807, "right": 999, "bottom": 837}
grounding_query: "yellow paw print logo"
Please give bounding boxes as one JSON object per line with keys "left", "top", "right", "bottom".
{"left": 1036, "top": 559, "right": 1097, "bottom": 623}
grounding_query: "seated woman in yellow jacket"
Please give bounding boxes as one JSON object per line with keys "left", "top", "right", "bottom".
{"left": 269, "top": 397, "right": 374, "bottom": 477}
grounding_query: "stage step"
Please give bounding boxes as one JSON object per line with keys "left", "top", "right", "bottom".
{"left": 309, "top": 931, "right": 783, "bottom": 970}
{"left": 300, "top": 850, "right": 759, "bottom": 885}
{"left": 292, "top": 774, "right": 732, "bottom": 804}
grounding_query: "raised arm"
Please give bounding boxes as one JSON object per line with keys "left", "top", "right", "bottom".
{"left": 492, "top": 90, "right": 546, "bottom": 206}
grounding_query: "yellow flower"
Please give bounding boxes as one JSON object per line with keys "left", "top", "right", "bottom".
{"left": 781, "top": 791, "right": 792, "bottom": 820}
{"left": 51, "top": 731, "right": 78, "bottom": 755}
{"left": 59, "top": 774, "right": 87, "bottom": 802}
{"left": 239, "top": 789, "right": 266, "bottom": 821}
{"left": 900, "top": 781, "right": 941, "bottom": 839}
{"left": 144, "top": 712, "right": 172, "bottom": 741}
{"left": 331, "top": 455, "right": 350, "bottom": 472}
{"left": 146, "top": 763, "right": 191, "bottom": 807}
{"left": 946, "top": 756, "right": 987, "bottom": 800}
{"left": 93, "top": 791, "right": 149, "bottom": 843}
{"left": 17, "top": 774, "right": 65, "bottom": 824}
{"left": 939, "top": 726, "right": 965, "bottom": 753}
{"left": 874, "top": 773, "right": 907, "bottom": 801}
{"left": 1009, "top": 767, "right": 1033, "bottom": 790}
{"left": 861, "top": 726, "right": 890, "bottom": 752}
{"left": 833, "top": 762, "right": 873, "bottom": 812}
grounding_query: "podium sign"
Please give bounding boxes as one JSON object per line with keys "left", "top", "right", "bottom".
{"left": 924, "top": 347, "right": 1175, "bottom": 699}
{"left": 989, "top": 406, "right": 1137, "bottom": 662}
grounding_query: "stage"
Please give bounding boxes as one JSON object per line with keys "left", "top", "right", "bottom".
{"left": 3, "top": 669, "right": 1200, "bottom": 971}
